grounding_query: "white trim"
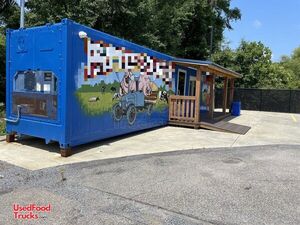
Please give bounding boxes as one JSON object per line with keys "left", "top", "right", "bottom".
{"left": 177, "top": 69, "right": 187, "bottom": 95}
{"left": 188, "top": 67, "right": 197, "bottom": 71}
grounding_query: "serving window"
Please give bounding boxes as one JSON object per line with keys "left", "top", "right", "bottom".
{"left": 12, "top": 71, "right": 58, "bottom": 120}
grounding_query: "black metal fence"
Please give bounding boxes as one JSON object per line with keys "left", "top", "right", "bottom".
{"left": 215, "top": 88, "right": 300, "bottom": 113}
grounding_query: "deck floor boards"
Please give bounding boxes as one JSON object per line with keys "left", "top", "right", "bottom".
{"left": 169, "top": 120, "right": 250, "bottom": 134}
{"left": 200, "top": 121, "right": 250, "bottom": 135}
{"left": 169, "top": 112, "right": 251, "bottom": 135}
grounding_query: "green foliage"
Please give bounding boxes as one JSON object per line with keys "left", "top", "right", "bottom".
{"left": 258, "top": 63, "right": 294, "bottom": 89}
{"left": 1, "top": 1, "right": 19, "bottom": 103}
{"left": 23, "top": 0, "right": 240, "bottom": 59}
{"left": 234, "top": 40, "right": 272, "bottom": 88}
{"left": 0, "top": 2, "right": 20, "bottom": 29}
{"left": 213, "top": 40, "right": 300, "bottom": 89}
{"left": 280, "top": 46, "right": 300, "bottom": 88}
{"left": 0, "top": 105, "right": 5, "bottom": 134}
{"left": 0, "top": 0, "right": 241, "bottom": 105}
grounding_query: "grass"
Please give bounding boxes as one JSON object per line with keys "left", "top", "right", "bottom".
{"left": 0, "top": 105, "right": 5, "bottom": 135}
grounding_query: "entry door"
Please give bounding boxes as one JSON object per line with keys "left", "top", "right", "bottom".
{"left": 177, "top": 70, "right": 186, "bottom": 95}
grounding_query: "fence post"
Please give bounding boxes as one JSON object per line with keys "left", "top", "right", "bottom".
{"left": 289, "top": 90, "right": 292, "bottom": 113}
{"left": 259, "top": 89, "right": 263, "bottom": 111}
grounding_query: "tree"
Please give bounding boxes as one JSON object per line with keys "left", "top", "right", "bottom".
{"left": 0, "top": 0, "right": 241, "bottom": 103}
{"left": 0, "top": 0, "right": 19, "bottom": 29}
{"left": 234, "top": 40, "right": 273, "bottom": 88}
{"left": 213, "top": 40, "right": 298, "bottom": 89}
{"left": 258, "top": 63, "right": 295, "bottom": 89}
{"left": 280, "top": 46, "right": 300, "bottom": 88}
{"left": 0, "top": 0, "right": 18, "bottom": 102}
{"left": 24, "top": 0, "right": 241, "bottom": 59}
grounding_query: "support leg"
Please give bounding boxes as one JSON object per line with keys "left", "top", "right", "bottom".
{"left": 60, "top": 148, "right": 72, "bottom": 157}
{"left": 222, "top": 77, "right": 228, "bottom": 114}
{"left": 6, "top": 133, "right": 15, "bottom": 143}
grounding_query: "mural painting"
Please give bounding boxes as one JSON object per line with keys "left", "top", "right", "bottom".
{"left": 200, "top": 75, "right": 211, "bottom": 111}
{"left": 76, "top": 36, "right": 174, "bottom": 125}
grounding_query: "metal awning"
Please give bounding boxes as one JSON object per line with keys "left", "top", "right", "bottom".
{"left": 172, "top": 58, "right": 242, "bottom": 79}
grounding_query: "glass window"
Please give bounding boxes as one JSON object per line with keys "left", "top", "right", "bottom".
{"left": 14, "top": 71, "right": 57, "bottom": 94}
{"left": 177, "top": 71, "right": 186, "bottom": 95}
{"left": 13, "top": 70, "right": 58, "bottom": 120}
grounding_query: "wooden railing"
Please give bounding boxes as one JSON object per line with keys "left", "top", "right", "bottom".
{"left": 169, "top": 95, "right": 197, "bottom": 122}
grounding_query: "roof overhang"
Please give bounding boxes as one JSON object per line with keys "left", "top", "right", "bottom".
{"left": 172, "top": 58, "right": 242, "bottom": 79}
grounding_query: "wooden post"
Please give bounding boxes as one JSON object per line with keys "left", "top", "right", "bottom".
{"left": 209, "top": 74, "right": 215, "bottom": 119}
{"left": 222, "top": 77, "right": 228, "bottom": 114}
{"left": 195, "top": 68, "right": 202, "bottom": 123}
{"left": 6, "top": 133, "right": 15, "bottom": 143}
{"left": 229, "top": 79, "right": 235, "bottom": 112}
{"left": 168, "top": 95, "right": 173, "bottom": 121}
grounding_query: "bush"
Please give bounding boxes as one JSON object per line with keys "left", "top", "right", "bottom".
{"left": 0, "top": 105, "right": 5, "bottom": 135}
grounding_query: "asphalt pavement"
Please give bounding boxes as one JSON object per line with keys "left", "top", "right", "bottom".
{"left": 0, "top": 144, "right": 299, "bottom": 225}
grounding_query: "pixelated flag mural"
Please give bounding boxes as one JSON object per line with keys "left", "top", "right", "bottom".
{"left": 83, "top": 38, "right": 174, "bottom": 86}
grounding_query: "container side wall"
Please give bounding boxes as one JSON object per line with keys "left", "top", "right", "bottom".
{"left": 67, "top": 22, "right": 175, "bottom": 146}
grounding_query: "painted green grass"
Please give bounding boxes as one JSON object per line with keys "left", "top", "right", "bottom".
{"left": 153, "top": 99, "right": 168, "bottom": 111}
{"left": 76, "top": 91, "right": 168, "bottom": 116}
{"left": 76, "top": 91, "right": 118, "bottom": 116}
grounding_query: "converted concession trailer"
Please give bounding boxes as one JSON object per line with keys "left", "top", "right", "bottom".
{"left": 5, "top": 19, "right": 243, "bottom": 156}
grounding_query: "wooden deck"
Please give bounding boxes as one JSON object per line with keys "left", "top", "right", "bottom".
{"left": 169, "top": 110, "right": 251, "bottom": 135}
{"left": 168, "top": 61, "right": 243, "bottom": 135}
{"left": 169, "top": 118, "right": 250, "bottom": 135}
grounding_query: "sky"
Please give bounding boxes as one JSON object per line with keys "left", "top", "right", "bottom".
{"left": 224, "top": 0, "right": 300, "bottom": 62}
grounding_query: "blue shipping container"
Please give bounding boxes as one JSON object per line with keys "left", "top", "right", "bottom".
{"left": 6, "top": 19, "right": 176, "bottom": 156}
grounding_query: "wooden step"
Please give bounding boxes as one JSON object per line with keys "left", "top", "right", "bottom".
{"left": 200, "top": 121, "right": 250, "bottom": 135}
{"left": 168, "top": 120, "right": 250, "bottom": 135}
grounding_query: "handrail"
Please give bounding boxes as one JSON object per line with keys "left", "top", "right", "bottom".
{"left": 4, "top": 105, "right": 22, "bottom": 123}
{"left": 169, "top": 95, "right": 196, "bottom": 100}
{"left": 169, "top": 95, "right": 196, "bottom": 122}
